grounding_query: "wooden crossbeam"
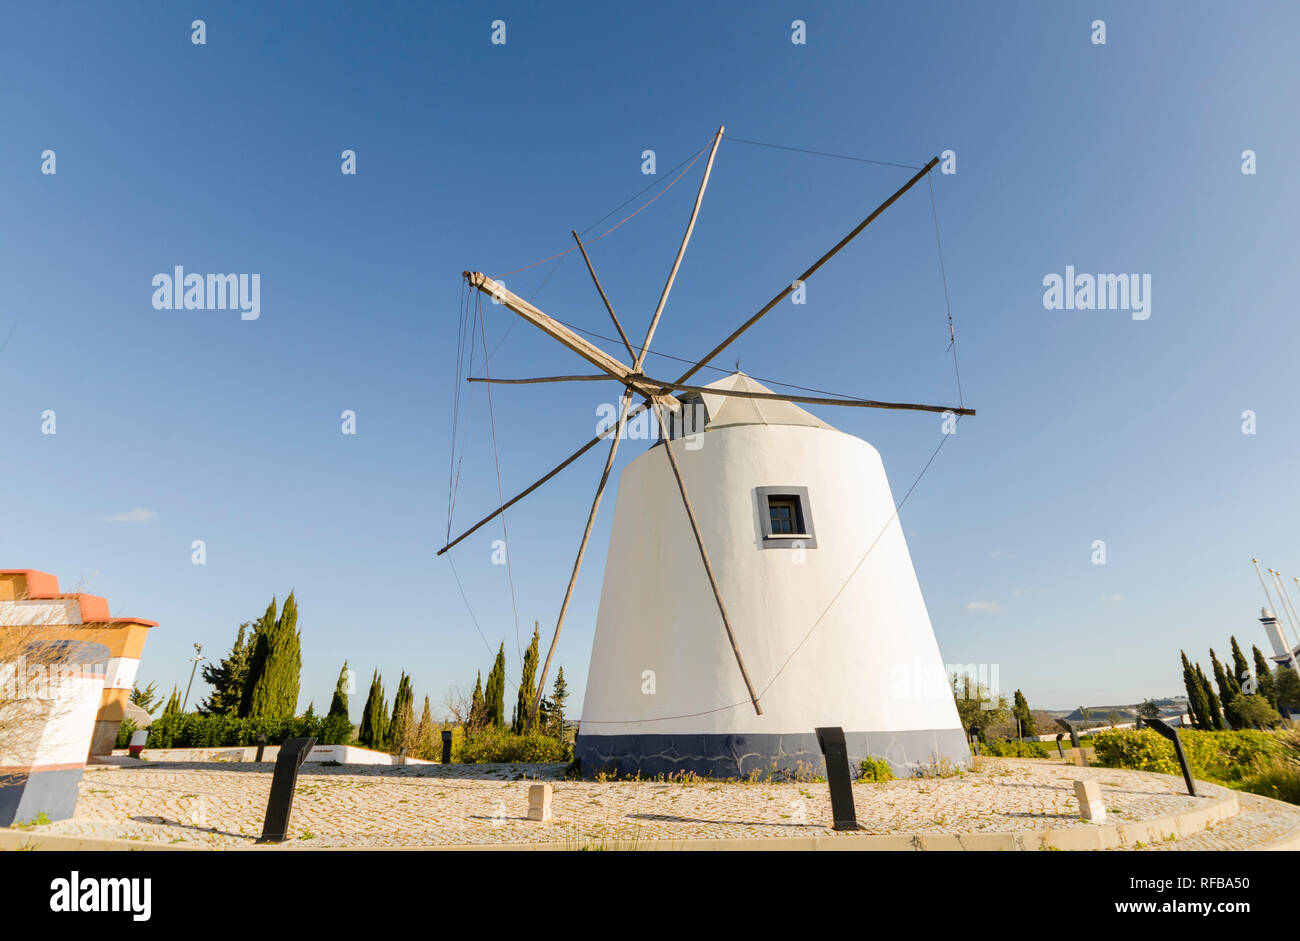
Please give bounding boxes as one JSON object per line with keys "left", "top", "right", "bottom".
{"left": 467, "top": 373, "right": 973, "bottom": 416}
{"left": 571, "top": 231, "right": 636, "bottom": 361}
{"left": 531, "top": 388, "right": 636, "bottom": 723}
{"left": 635, "top": 125, "right": 725, "bottom": 370}
{"left": 647, "top": 377, "right": 975, "bottom": 416}
{"left": 436, "top": 400, "right": 653, "bottom": 556}
{"left": 650, "top": 400, "right": 762, "bottom": 716}
{"left": 467, "top": 375, "right": 612, "bottom": 385}
{"left": 675, "top": 155, "right": 941, "bottom": 385}
{"left": 463, "top": 272, "right": 678, "bottom": 411}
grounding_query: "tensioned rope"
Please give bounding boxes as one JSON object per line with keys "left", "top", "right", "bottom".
{"left": 541, "top": 315, "right": 925, "bottom": 404}
{"left": 927, "top": 174, "right": 964, "bottom": 409}
{"left": 479, "top": 139, "right": 717, "bottom": 362}
{"left": 445, "top": 279, "right": 471, "bottom": 541}
{"left": 444, "top": 140, "right": 719, "bottom": 682}
{"left": 726, "top": 136, "right": 923, "bottom": 171}
{"left": 490, "top": 141, "right": 711, "bottom": 279}
{"left": 475, "top": 291, "right": 524, "bottom": 665}
{"left": 447, "top": 554, "right": 518, "bottom": 693}
{"left": 451, "top": 136, "right": 720, "bottom": 490}
{"left": 445, "top": 287, "right": 515, "bottom": 677}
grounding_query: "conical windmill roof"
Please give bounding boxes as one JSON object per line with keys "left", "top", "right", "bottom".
{"left": 695, "top": 372, "right": 835, "bottom": 432}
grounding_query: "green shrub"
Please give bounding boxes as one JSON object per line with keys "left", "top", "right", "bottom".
{"left": 981, "top": 738, "right": 1049, "bottom": 758}
{"left": 114, "top": 719, "right": 138, "bottom": 749}
{"left": 1092, "top": 728, "right": 1285, "bottom": 782}
{"left": 858, "top": 756, "right": 894, "bottom": 782}
{"left": 144, "top": 712, "right": 342, "bottom": 749}
{"left": 316, "top": 713, "right": 354, "bottom": 746}
{"left": 1238, "top": 756, "right": 1300, "bottom": 804}
{"left": 454, "top": 726, "right": 573, "bottom": 763}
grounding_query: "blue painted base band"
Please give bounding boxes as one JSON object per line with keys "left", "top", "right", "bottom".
{"left": 0, "top": 768, "right": 84, "bottom": 827}
{"left": 575, "top": 728, "right": 971, "bottom": 780}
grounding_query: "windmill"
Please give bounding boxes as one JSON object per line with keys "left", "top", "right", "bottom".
{"left": 441, "top": 126, "right": 975, "bottom": 777}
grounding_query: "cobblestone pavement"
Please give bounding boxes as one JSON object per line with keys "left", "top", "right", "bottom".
{"left": 1138, "top": 789, "right": 1300, "bottom": 851}
{"left": 31, "top": 757, "right": 1298, "bottom": 848}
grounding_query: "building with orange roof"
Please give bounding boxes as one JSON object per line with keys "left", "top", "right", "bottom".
{"left": 0, "top": 569, "right": 158, "bottom": 756}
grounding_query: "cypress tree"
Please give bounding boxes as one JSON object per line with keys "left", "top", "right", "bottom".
{"left": 1253, "top": 645, "right": 1279, "bottom": 708}
{"left": 468, "top": 671, "right": 486, "bottom": 732}
{"left": 161, "top": 685, "right": 182, "bottom": 719}
{"left": 548, "top": 666, "right": 568, "bottom": 740}
{"left": 358, "top": 670, "right": 389, "bottom": 749}
{"left": 1012, "top": 689, "right": 1035, "bottom": 738}
{"left": 244, "top": 592, "right": 302, "bottom": 719}
{"left": 485, "top": 643, "right": 507, "bottom": 728}
{"left": 1230, "top": 637, "right": 1252, "bottom": 694}
{"left": 238, "top": 599, "right": 276, "bottom": 716}
{"left": 275, "top": 592, "right": 302, "bottom": 713}
{"left": 1198, "top": 664, "right": 1225, "bottom": 730}
{"left": 317, "top": 663, "right": 354, "bottom": 746}
{"left": 328, "top": 661, "right": 350, "bottom": 719}
{"left": 512, "top": 624, "right": 541, "bottom": 734}
{"left": 415, "top": 696, "right": 437, "bottom": 760}
{"left": 1181, "top": 651, "right": 1208, "bottom": 729}
{"left": 200, "top": 622, "right": 254, "bottom": 715}
{"left": 1276, "top": 665, "right": 1300, "bottom": 715}
{"left": 389, "top": 672, "right": 415, "bottom": 754}
{"left": 1211, "top": 650, "right": 1241, "bottom": 729}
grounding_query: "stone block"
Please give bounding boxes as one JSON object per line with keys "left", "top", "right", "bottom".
{"left": 1074, "top": 778, "right": 1106, "bottom": 823}
{"left": 527, "top": 783, "right": 552, "bottom": 822}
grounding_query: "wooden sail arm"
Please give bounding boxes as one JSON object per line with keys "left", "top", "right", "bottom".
{"left": 571, "top": 230, "right": 636, "bottom": 361}
{"left": 467, "top": 375, "right": 614, "bottom": 385}
{"left": 531, "top": 388, "right": 636, "bottom": 723}
{"left": 646, "top": 378, "right": 975, "bottom": 416}
{"left": 635, "top": 124, "right": 725, "bottom": 371}
{"left": 437, "top": 399, "right": 654, "bottom": 556}
{"left": 675, "top": 155, "right": 941, "bottom": 386}
{"left": 466, "top": 374, "right": 974, "bottom": 416}
{"left": 650, "top": 400, "right": 763, "bottom": 716}
{"left": 463, "top": 271, "right": 678, "bottom": 411}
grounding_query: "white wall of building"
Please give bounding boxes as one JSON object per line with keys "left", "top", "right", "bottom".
{"left": 580, "top": 422, "right": 962, "bottom": 739}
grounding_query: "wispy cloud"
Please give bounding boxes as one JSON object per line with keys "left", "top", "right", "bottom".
{"left": 965, "top": 601, "right": 1003, "bottom": 613}
{"left": 106, "top": 508, "right": 158, "bottom": 524}
{"left": 989, "top": 549, "right": 1011, "bottom": 559}
{"left": 1100, "top": 593, "right": 1123, "bottom": 603}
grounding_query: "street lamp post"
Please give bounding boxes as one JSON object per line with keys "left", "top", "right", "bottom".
{"left": 181, "top": 643, "right": 206, "bottom": 712}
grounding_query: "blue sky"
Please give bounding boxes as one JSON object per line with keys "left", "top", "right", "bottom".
{"left": 2, "top": 1, "right": 1298, "bottom": 716}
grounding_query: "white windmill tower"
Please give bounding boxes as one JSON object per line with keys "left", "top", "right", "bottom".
{"left": 440, "top": 126, "right": 974, "bottom": 777}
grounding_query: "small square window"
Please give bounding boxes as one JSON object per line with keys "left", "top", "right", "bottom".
{"left": 755, "top": 486, "right": 816, "bottom": 549}
{"left": 768, "top": 498, "right": 800, "bottom": 535}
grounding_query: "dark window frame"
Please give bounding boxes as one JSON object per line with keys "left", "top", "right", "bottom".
{"left": 755, "top": 485, "right": 817, "bottom": 550}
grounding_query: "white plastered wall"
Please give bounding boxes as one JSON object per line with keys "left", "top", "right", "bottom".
{"left": 579, "top": 423, "right": 962, "bottom": 738}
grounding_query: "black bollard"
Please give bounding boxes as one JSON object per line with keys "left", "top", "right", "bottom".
{"left": 814, "top": 726, "right": 860, "bottom": 831}
{"left": 1145, "top": 718, "right": 1197, "bottom": 796}
{"left": 1055, "top": 717, "right": 1081, "bottom": 750}
{"left": 1055, "top": 733, "right": 1065, "bottom": 759}
{"left": 255, "top": 732, "right": 267, "bottom": 763}
{"left": 256, "top": 736, "right": 317, "bottom": 843}
{"left": 441, "top": 729, "right": 453, "bottom": 764}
